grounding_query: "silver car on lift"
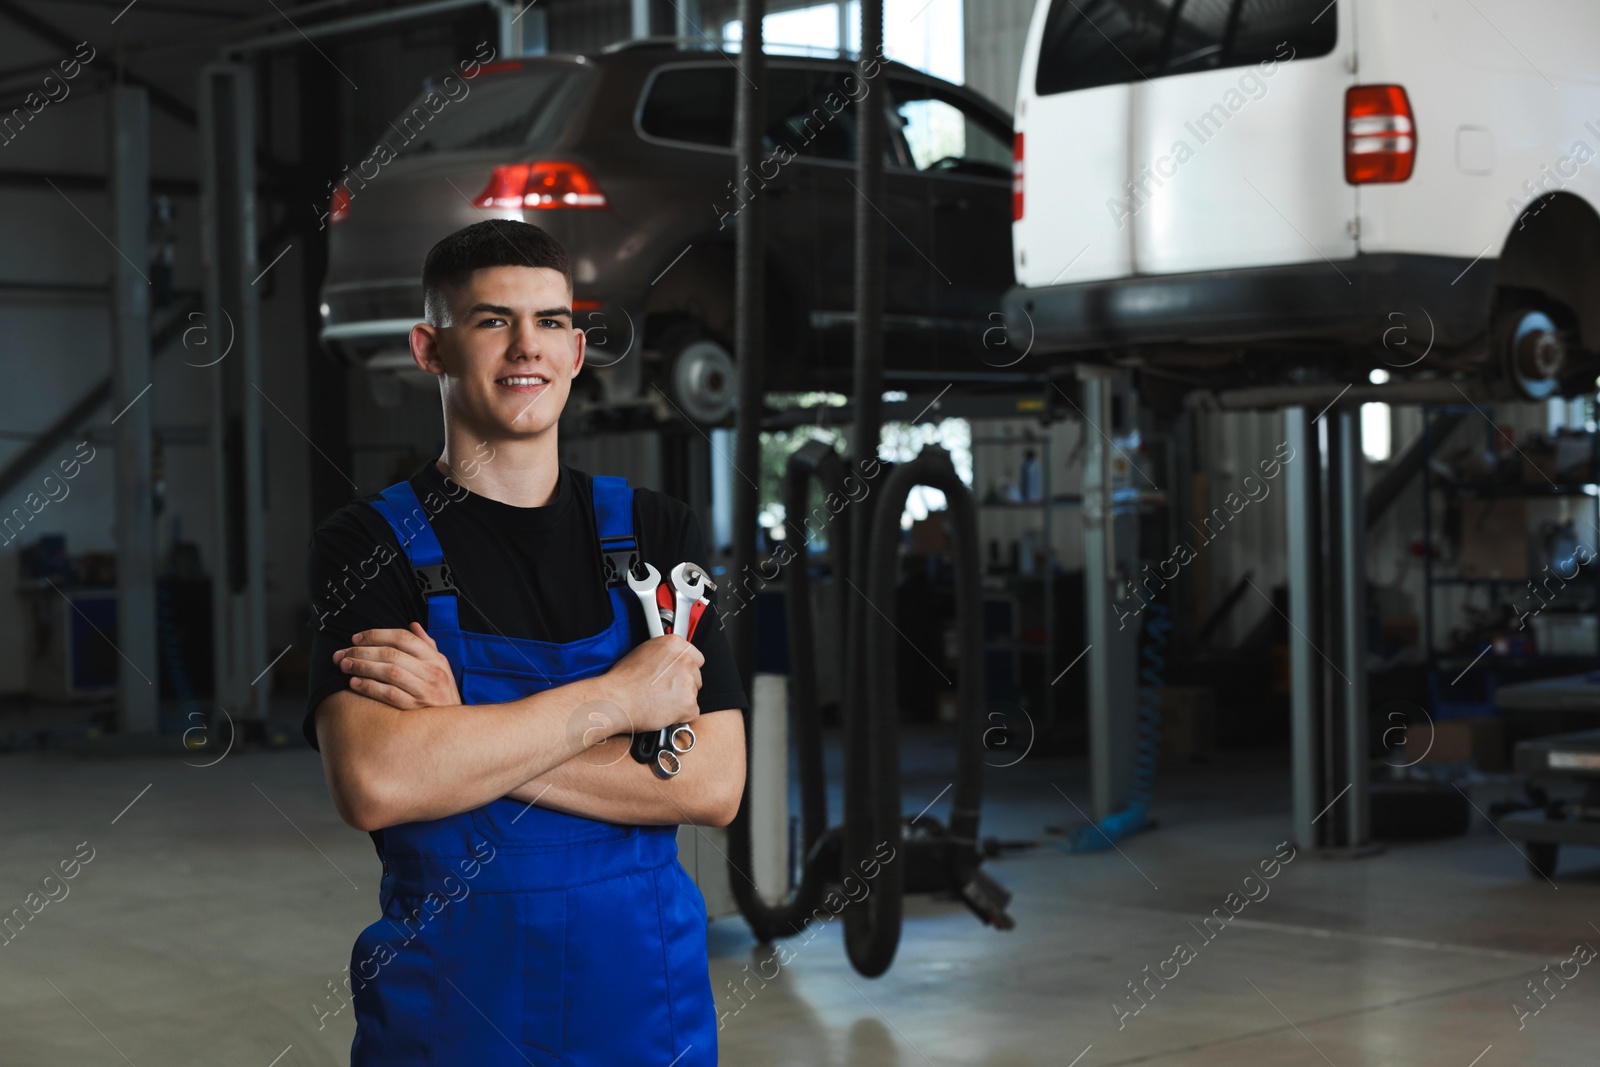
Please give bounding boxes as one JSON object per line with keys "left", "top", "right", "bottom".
{"left": 318, "top": 41, "right": 1016, "bottom": 424}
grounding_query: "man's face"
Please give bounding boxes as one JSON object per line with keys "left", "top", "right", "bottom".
{"left": 410, "top": 265, "right": 583, "bottom": 439}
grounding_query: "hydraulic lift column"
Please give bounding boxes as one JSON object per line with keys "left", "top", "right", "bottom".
{"left": 1079, "top": 367, "right": 1140, "bottom": 819}
{"left": 199, "top": 65, "right": 270, "bottom": 723}
{"left": 1285, "top": 405, "right": 1371, "bottom": 851}
{"left": 109, "top": 85, "right": 158, "bottom": 734}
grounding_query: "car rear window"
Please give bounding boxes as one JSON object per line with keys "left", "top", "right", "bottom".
{"left": 391, "top": 65, "right": 592, "bottom": 158}
{"left": 638, "top": 66, "right": 734, "bottom": 147}
{"left": 639, "top": 64, "right": 875, "bottom": 162}
{"left": 1034, "top": 0, "right": 1337, "bottom": 95}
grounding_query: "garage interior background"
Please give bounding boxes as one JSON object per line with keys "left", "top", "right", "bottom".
{"left": 5, "top": 0, "right": 1600, "bottom": 1064}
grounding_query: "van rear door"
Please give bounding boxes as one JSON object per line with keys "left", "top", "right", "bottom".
{"left": 1016, "top": 0, "right": 1356, "bottom": 287}
{"left": 1014, "top": 0, "right": 1162, "bottom": 288}
{"left": 1129, "top": 0, "right": 1355, "bottom": 275}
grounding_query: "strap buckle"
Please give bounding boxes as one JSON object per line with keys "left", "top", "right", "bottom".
{"left": 600, "top": 534, "right": 638, "bottom": 589}
{"left": 414, "top": 563, "right": 456, "bottom": 597}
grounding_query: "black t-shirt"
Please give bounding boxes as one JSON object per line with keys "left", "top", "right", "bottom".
{"left": 303, "top": 461, "right": 747, "bottom": 750}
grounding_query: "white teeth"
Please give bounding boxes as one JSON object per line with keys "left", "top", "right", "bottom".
{"left": 499, "top": 376, "right": 548, "bottom": 386}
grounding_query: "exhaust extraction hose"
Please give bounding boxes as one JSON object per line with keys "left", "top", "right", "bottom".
{"left": 847, "top": 444, "right": 985, "bottom": 976}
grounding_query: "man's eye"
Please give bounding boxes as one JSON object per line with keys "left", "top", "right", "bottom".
{"left": 476, "top": 317, "right": 507, "bottom": 328}
{"left": 540, "top": 318, "right": 565, "bottom": 329}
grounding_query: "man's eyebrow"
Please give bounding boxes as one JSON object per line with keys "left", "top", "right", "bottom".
{"left": 462, "top": 303, "right": 571, "bottom": 318}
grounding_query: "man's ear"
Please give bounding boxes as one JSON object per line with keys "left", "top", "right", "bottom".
{"left": 570, "top": 324, "right": 585, "bottom": 379}
{"left": 411, "top": 323, "right": 446, "bottom": 377}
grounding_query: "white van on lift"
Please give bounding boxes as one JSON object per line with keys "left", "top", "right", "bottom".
{"left": 1003, "top": 0, "right": 1600, "bottom": 403}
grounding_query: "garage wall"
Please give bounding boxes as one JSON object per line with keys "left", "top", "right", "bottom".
{"left": 0, "top": 47, "right": 177, "bottom": 695}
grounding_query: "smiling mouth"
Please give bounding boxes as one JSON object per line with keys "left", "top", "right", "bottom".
{"left": 496, "top": 375, "right": 550, "bottom": 392}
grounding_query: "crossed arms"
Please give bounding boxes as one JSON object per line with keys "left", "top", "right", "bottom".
{"left": 314, "top": 624, "right": 745, "bottom": 832}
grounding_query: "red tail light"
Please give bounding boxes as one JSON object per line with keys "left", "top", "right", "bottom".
{"left": 1013, "top": 132, "right": 1025, "bottom": 221}
{"left": 1345, "top": 85, "right": 1415, "bottom": 184}
{"left": 329, "top": 184, "right": 353, "bottom": 226}
{"left": 473, "top": 162, "right": 609, "bottom": 210}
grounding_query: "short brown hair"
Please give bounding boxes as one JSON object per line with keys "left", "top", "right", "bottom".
{"left": 421, "top": 220, "right": 573, "bottom": 325}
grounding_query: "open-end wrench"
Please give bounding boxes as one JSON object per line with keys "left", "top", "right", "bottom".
{"left": 669, "top": 562, "right": 708, "bottom": 638}
{"left": 626, "top": 562, "right": 665, "bottom": 638}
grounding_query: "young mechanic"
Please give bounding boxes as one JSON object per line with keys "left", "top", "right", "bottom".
{"left": 305, "top": 219, "right": 747, "bottom": 1067}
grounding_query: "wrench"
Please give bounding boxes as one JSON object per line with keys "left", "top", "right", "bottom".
{"left": 626, "top": 562, "right": 665, "bottom": 639}
{"left": 630, "top": 726, "right": 693, "bottom": 777}
{"left": 669, "top": 562, "right": 708, "bottom": 638}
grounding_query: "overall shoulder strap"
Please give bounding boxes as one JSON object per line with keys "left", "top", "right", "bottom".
{"left": 365, "top": 480, "right": 460, "bottom": 630}
{"left": 590, "top": 474, "right": 639, "bottom": 588}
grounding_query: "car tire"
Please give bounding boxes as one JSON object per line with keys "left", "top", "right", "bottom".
{"left": 658, "top": 324, "right": 737, "bottom": 426}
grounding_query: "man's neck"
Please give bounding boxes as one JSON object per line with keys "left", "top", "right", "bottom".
{"left": 438, "top": 428, "right": 559, "bottom": 508}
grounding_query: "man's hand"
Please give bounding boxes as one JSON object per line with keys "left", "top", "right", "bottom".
{"left": 335, "top": 623, "right": 702, "bottom": 738}
{"left": 604, "top": 634, "right": 703, "bottom": 735}
{"left": 335, "top": 622, "right": 461, "bottom": 710}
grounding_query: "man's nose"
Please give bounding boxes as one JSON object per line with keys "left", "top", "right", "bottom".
{"left": 508, "top": 319, "right": 542, "bottom": 361}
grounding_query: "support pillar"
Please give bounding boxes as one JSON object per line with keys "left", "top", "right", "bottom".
{"left": 200, "top": 65, "right": 269, "bottom": 722}
{"left": 109, "top": 85, "right": 157, "bottom": 734}
{"left": 1285, "top": 405, "right": 1372, "bottom": 851}
{"left": 1079, "top": 368, "right": 1140, "bottom": 820}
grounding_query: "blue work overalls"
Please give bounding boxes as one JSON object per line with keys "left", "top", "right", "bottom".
{"left": 347, "top": 475, "right": 718, "bottom": 1066}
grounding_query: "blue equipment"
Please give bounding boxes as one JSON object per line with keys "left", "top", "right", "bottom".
{"left": 1068, "top": 600, "right": 1171, "bottom": 851}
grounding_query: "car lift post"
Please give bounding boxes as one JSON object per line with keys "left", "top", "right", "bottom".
{"left": 1079, "top": 367, "right": 1141, "bottom": 819}
{"left": 109, "top": 85, "right": 159, "bottom": 734}
{"left": 199, "top": 65, "right": 270, "bottom": 723}
{"left": 1285, "top": 404, "right": 1373, "bottom": 852}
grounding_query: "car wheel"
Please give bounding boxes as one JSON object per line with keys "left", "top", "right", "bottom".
{"left": 1498, "top": 306, "right": 1568, "bottom": 401}
{"left": 660, "top": 326, "right": 736, "bottom": 425}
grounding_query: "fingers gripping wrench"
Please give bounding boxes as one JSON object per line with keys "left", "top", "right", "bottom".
{"left": 625, "top": 562, "right": 708, "bottom": 777}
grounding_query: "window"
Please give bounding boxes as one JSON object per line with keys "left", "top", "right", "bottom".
{"left": 638, "top": 67, "right": 734, "bottom": 147}
{"left": 723, "top": 0, "right": 965, "bottom": 83}
{"left": 1035, "top": 0, "right": 1173, "bottom": 95}
{"left": 889, "top": 79, "right": 1012, "bottom": 177}
{"left": 640, "top": 64, "right": 890, "bottom": 164}
{"left": 773, "top": 70, "right": 859, "bottom": 162}
{"left": 391, "top": 68, "right": 591, "bottom": 158}
{"left": 724, "top": 2, "right": 845, "bottom": 58}
{"left": 1361, "top": 403, "right": 1392, "bottom": 463}
{"left": 1034, "top": 0, "right": 1337, "bottom": 96}
{"left": 1165, "top": 0, "right": 1231, "bottom": 75}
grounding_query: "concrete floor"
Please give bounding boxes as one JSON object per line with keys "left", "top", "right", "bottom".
{"left": 1, "top": 722, "right": 1596, "bottom": 1066}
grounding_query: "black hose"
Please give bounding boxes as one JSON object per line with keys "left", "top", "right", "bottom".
{"left": 723, "top": 443, "right": 853, "bottom": 941}
{"left": 782, "top": 443, "right": 851, "bottom": 875}
{"left": 847, "top": 445, "right": 985, "bottom": 976}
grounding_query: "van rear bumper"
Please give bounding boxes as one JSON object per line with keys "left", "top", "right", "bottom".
{"left": 1003, "top": 254, "right": 1495, "bottom": 353}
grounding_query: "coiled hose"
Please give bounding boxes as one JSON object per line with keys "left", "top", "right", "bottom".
{"left": 1068, "top": 599, "right": 1170, "bottom": 851}
{"left": 849, "top": 445, "right": 985, "bottom": 976}
{"left": 726, "top": 442, "right": 853, "bottom": 942}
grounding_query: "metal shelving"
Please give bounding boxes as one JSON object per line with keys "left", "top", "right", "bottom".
{"left": 1420, "top": 405, "right": 1600, "bottom": 718}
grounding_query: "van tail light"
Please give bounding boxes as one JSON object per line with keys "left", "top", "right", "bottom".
{"left": 473, "top": 162, "right": 610, "bottom": 210}
{"left": 1345, "top": 85, "right": 1415, "bottom": 184}
{"left": 329, "top": 184, "right": 353, "bottom": 226}
{"left": 1013, "top": 132, "right": 1025, "bottom": 221}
